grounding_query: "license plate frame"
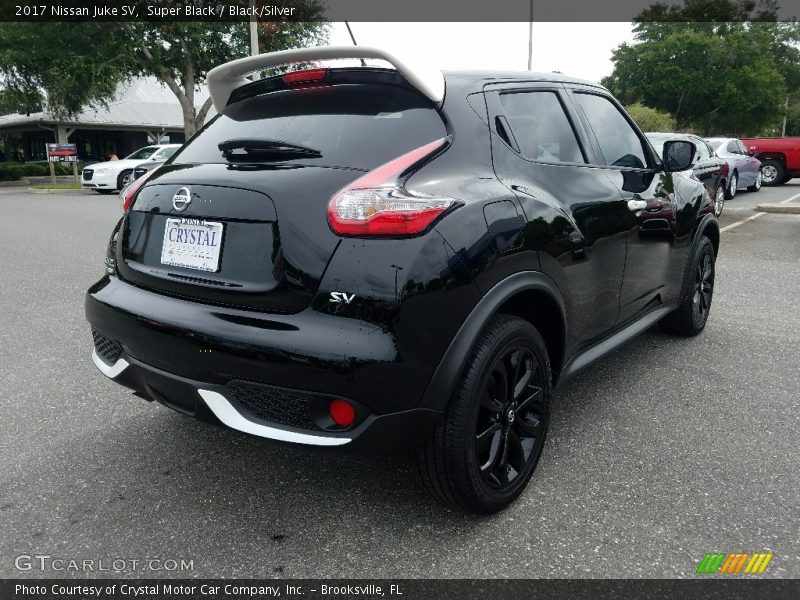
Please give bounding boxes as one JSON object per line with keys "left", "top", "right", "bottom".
{"left": 160, "top": 218, "right": 224, "bottom": 273}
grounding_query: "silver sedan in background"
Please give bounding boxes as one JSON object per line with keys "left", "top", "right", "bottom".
{"left": 705, "top": 137, "right": 763, "bottom": 199}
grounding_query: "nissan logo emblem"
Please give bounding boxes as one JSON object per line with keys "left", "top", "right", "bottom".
{"left": 172, "top": 186, "right": 192, "bottom": 212}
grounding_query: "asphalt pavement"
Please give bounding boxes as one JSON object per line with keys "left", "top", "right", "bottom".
{"left": 0, "top": 183, "right": 798, "bottom": 579}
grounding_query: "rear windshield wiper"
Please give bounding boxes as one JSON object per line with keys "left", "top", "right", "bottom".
{"left": 218, "top": 139, "right": 322, "bottom": 161}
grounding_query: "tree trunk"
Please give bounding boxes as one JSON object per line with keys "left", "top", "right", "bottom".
{"left": 182, "top": 106, "right": 198, "bottom": 138}
{"left": 125, "top": 24, "right": 199, "bottom": 140}
{"left": 194, "top": 97, "right": 214, "bottom": 133}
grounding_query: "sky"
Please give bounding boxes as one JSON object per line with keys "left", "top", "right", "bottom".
{"left": 328, "top": 22, "right": 636, "bottom": 84}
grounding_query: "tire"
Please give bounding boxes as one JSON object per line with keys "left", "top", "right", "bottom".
{"left": 782, "top": 173, "right": 793, "bottom": 184}
{"left": 660, "top": 236, "right": 716, "bottom": 337}
{"left": 747, "top": 169, "right": 762, "bottom": 192}
{"left": 712, "top": 182, "right": 725, "bottom": 217}
{"left": 724, "top": 171, "right": 737, "bottom": 200}
{"left": 415, "top": 314, "right": 551, "bottom": 514}
{"left": 117, "top": 170, "right": 133, "bottom": 191}
{"left": 760, "top": 159, "right": 785, "bottom": 186}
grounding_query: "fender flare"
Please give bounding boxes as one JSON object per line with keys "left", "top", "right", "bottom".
{"left": 679, "top": 214, "right": 719, "bottom": 299}
{"left": 420, "top": 271, "right": 566, "bottom": 413}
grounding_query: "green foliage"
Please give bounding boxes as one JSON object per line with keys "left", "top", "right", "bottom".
{"left": 0, "top": 3, "right": 328, "bottom": 135}
{"left": 603, "top": 2, "right": 794, "bottom": 136}
{"left": 626, "top": 103, "right": 676, "bottom": 132}
{"left": 0, "top": 23, "right": 131, "bottom": 119}
{"left": 0, "top": 162, "right": 84, "bottom": 181}
{"left": 0, "top": 88, "right": 43, "bottom": 115}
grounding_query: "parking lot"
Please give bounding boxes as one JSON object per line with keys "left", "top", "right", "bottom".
{"left": 0, "top": 183, "right": 798, "bottom": 579}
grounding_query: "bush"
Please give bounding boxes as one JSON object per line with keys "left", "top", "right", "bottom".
{"left": 626, "top": 103, "right": 676, "bottom": 133}
{"left": 0, "top": 163, "right": 24, "bottom": 180}
{"left": 0, "top": 161, "right": 85, "bottom": 181}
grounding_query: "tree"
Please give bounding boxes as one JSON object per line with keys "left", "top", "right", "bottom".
{"left": 602, "top": 1, "right": 793, "bottom": 135}
{"left": 626, "top": 103, "right": 676, "bottom": 132}
{"left": 0, "top": 23, "right": 130, "bottom": 118}
{"left": 122, "top": 13, "right": 328, "bottom": 137}
{"left": 0, "top": 2, "right": 328, "bottom": 137}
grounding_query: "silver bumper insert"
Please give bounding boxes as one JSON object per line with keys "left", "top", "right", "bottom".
{"left": 92, "top": 349, "right": 130, "bottom": 378}
{"left": 199, "top": 390, "right": 352, "bottom": 447}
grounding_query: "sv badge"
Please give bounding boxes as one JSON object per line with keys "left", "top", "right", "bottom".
{"left": 330, "top": 292, "right": 356, "bottom": 304}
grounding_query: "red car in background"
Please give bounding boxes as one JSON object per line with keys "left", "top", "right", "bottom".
{"left": 740, "top": 137, "right": 800, "bottom": 186}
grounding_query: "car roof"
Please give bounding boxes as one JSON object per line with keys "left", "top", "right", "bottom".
{"left": 442, "top": 70, "right": 603, "bottom": 89}
{"left": 646, "top": 132, "right": 702, "bottom": 142}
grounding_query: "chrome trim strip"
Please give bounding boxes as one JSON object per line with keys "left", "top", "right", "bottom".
{"left": 197, "top": 389, "right": 352, "bottom": 447}
{"left": 91, "top": 349, "right": 130, "bottom": 379}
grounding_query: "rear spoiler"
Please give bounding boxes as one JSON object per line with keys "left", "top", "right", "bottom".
{"left": 206, "top": 45, "right": 445, "bottom": 111}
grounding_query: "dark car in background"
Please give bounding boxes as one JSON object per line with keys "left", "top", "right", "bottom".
{"left": 647, "top": 132, "right": 729, "bottom": 216}
{"left": 705, "top": 137, "right": 762, "bottom": 197}
{"left": 86, "top": 46, "right": 720, "bottom": 514}
{"left": 132, "top": 160, "right": 165, "bottom": 182}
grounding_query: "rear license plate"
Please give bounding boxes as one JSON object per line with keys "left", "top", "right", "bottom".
{"left": 160, "top": 218, "right": 224, "bottom": 272}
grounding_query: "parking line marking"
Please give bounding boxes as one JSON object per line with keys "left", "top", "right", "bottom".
{"left": 720, "top": 212, "right": 765, "bottom": 233}
{"left": 779, "top": 192, "right": 800, "bottom": 204}
{"left": 720, "top": 190, "right": 800, "bottom": 233}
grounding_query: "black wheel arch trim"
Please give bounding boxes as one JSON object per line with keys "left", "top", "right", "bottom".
{"left": 681, "top": 214, "right": 719, "bottom": 299}
{"left": 420, "top": 271, "right": 567, "bottom": 413}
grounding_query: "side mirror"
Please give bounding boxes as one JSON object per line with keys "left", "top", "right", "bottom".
{"left": 663, "top": 140, "right": 696, "bottom": 172}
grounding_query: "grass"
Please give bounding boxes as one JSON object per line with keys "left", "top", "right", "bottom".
{"left": 31, "top": 183, "right": 82, "bottom": 190}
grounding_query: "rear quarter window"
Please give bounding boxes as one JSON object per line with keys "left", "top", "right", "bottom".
{"left": 172, "top": 84, "right": 447, "bottom": 171}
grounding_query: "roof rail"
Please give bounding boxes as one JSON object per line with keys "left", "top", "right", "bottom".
{"left": 206, "top": 45, "right": 445, "bottom": 111}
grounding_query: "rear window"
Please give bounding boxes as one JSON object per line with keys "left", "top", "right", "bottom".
{"left": 172, "top": 84, "right": 447, "bottom": 170}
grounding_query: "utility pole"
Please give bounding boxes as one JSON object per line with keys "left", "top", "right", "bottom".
{"left": 781, "top": 95, "right": 788, "bottom": 137}
{"left": 527, "top": 0, "right": 533, "bottom": 70}
{"left": 249, "top": 0, "right": 260, "bottom": 79}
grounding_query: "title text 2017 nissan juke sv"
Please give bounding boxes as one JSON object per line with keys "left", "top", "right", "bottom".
{"left": 86, "top": 47, "right": 719, "bottom": 514}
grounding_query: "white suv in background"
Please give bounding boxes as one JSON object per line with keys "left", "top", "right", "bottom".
{"left": 81, "top": 144, "right": 181, "bottom": 193}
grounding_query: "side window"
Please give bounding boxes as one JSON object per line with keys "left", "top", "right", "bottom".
{"left": 737, "top": 140, "right": 749, "bottom": 155}
{"left": 574, "top": 92, "right": 649, "bottom": 169}
{"left": 497, "top": 91, "right": 585, "bottom": 164}
{"left": 727, "top": 140, "right": 741, "bottom": 154}
{"left": 694, "top": 139, "right": 711, "bottom": 162}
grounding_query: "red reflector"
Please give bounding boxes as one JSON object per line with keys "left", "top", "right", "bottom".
{"left": 282, "top": 68, "right": 327, "bottom": 85}
{"left": 329, "top": 399, "right": 356, "bottom": 427}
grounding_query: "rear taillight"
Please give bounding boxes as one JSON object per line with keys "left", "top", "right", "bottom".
{"left": 327, "top": 138, "right": 455, "bottom": 236}
{"left": 121, "top": 170, "right": 155, "bottom": 213}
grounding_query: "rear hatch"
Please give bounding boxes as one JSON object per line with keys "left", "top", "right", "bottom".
{"left": 118, "top": 70, "right": 447, "bottom": 313}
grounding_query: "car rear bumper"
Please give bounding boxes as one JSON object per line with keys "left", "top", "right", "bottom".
{"left": 85, "top": 275, "right": 442, "bottom": 452}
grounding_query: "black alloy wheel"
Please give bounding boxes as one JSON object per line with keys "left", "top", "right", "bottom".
{"left": 476, "top": 345, "right": 547, "bottom": 490}
{"left": 660, "top": 236, "right": 716, "bottom": 336}
{"left": 416, "top": 314, "right": 552, "bottom": 514}
{"left": 692, "top": 247, "right": 715, "bottom": 326}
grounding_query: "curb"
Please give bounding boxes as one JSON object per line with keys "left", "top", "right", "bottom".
{"left": 28, "top": 188, "right": 92, "bottom": 194}
{"left": 755, "top": 203, "right": 800, "bottom": 214}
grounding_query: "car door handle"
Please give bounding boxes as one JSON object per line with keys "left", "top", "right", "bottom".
{"left": 627, "top": 200, "right": 647, "bottom": 211}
